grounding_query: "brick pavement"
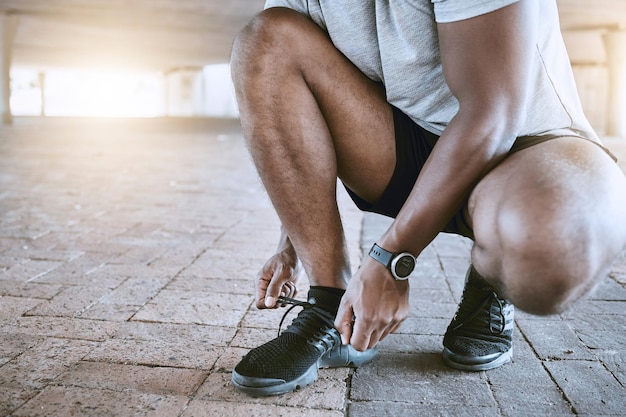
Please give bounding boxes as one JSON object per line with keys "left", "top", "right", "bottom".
{"left": 0, "top": 118, "right": 624, "bottom": 416}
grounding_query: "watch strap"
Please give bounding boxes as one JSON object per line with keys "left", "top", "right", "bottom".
{"left": 368, "top": 243, "right": 394, "bottom": 268}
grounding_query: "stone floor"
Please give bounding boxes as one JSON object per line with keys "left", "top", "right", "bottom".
{"left": 0, "top": 118, "right": 625, "bottom": 416}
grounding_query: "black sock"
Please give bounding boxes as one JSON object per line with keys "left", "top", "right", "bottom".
{"left": 308, "top": 286, "right": 345, "bottom": 315}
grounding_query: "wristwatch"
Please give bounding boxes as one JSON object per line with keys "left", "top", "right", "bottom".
{"left": 368, "top": 243, "right": 416, "bottom": 281}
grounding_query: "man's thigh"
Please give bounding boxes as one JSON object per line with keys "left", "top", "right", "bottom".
{"left": 468, "top": 136, "right": 626, "bottom": 283}
{"left": 232, "top": 8, "right": 396, "bottom": 205}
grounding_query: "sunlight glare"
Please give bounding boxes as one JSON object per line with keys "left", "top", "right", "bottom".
{"left": 12, "top": 68, "right": 165, "bottom": 118}
{"left": 46, "top": 70, "right": 164, "bottom": 117}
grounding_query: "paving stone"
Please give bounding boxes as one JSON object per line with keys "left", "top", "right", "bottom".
{"left": 31, "top": 253, "right": 112, "bottom": 285}
{"left": 85, "top": 334, "right": 224, "bottom": 371}
{"left": 575, "top": 328, "right": 626, "bottom": 351}
{"left": 0, "top": 386, "right": 37, "bottom": 417}
{"left": 85, "top": 323, "right": 234, "bottom": 370}
{"left": 95, "top": 274, "right": 172, "bottom": 306}
{"left": 230, "top": 327, "right": 277, "bottom": 349}
{"left": 544, "top": 360, "right": 626, "bottom": 415}
{"left": 0, "top": 295, "right": 43, "bottom": 322}
{"left": 564, "top": 311, "right": 626, "bottom": 333}
{"left": 0, "top": 337, "right": 97, "bottom": 391}
{"left": 112, "top": 321, "right": 236, "bottom": 346}
{"left": 11, "top": 386, "right": 188, "bottom": 417}
{"left": 241, "top": 306, "right": 295, "bottom": 330}
{"left": 487, "top": 332, "right": 554, "bottom": 381}
{"left": 10, "top": 248, "right": 84, "bottom": 262}
{"left": 411, "top": 262, "right": 451, "bottom": 290}
{"left": 407, "top": 299, "right": 458, "bottom": 319}
{"left": 0, "top": 332, "right": 43, "bottom": 366}
{"left": 0, "top": 280, "right": 64, "bottom": 299}
{"left": 408, "top": 288, "right": 456, "bottom": 304}
{"left": 348, "top": 402, "right": 500, "bottom": 417}
{"left": 563, "top": 300, "right": 626, "bottom": 316}
{"left": 55, "top": 361, "right": 206, "bottom": 396}
{"left": 169, "top": 275, "right": 255, "bottom": 297}
{"left": 350, "top": 352, "right": 494, "bottom": 405}
{"left": 0, "top": 259, "right": 63, "bottom": 282}
{"left": 25, "top": 285, "right": 112, "bottom": 318}
{"left": 516, "top": 318, "right": 595, "bottom": 361}
{"left": 589, "top": 277, "right": 626, "bottom": 301}
{"left": 129, "top": 244, "right": 198, "bottom": 269}
{"left": 595, "top": 351, "right": 626, "bottom": 386}
{"left": 376, "top": 334, "right": 443, "bottom": 354}
{"left": 432, "top": 234, "right": 473, "bottom": 258}
{"left": 0, "top": 316, "right": 118, "bottom": 341}
{"left": 131, "top": 289, "right": 252, "bottom": 326}
{"left": 395, "top": 316, "right": 450, "bottom": 335}
{"left": 80, "top": 303, "right": 143, "bottom": 321}
{"left": 213, "top": 346, "right": 249, "bottom": 372}
{"left": 181, "top": 400, "right": 343, "bottom": 417}
{"left": 491, "top": 381, "right": 574, "bottom": 417}
{"left": 78, "top": 263, "right": 159, "bottom": 288}
{"left": 0, "top": 253, "right": 24, "bottom": 270}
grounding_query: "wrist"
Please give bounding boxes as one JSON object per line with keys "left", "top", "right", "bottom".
{"left": 368, "top": 243, "right": 416, "bottom": 281}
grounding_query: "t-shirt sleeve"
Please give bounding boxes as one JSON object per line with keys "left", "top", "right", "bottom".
{"left": 264, "top": 0, "right": 308, "bottom": 13}
{"left": 431, "top": 0, "right": 521, "bottom": 23}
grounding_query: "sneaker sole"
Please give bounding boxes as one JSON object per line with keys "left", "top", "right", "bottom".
{"left": 442, "top": 347, "right": 513, "bottom": 371}
{"left": 232, "top": 345, "right": 378, "bottom": 397}
{"left": 231, "top": 363, "right": 318, "bottom": 397}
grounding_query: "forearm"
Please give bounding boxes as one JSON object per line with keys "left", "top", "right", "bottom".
{"left": 377, "top": 114, "right": 515, "bottom": 256}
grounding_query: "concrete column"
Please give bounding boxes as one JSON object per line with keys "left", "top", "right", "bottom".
{"left": 165, "top": 67, "right": 205, "bottom": 117}
{"left": 604, "top": 30, "right": 626, "bottom": 138}
{"left": 0, "top": 14, "right": 18, "bottom": 125}
{"left": 38, "top": 71, "right": 46, "bottom": 116}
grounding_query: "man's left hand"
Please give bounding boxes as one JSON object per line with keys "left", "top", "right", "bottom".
{"left": 334, "top": 257, "right": 410, "bottom": 351}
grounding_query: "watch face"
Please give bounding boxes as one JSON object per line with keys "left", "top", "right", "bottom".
{"left": 392, "top": 254, "right": 415, "bottom": 279}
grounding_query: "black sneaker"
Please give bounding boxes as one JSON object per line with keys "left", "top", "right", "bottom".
{"left": 232, "top": 287, "right": 377, "bottom": 396}
{"left": 443, "top": 266, "right": 514, "bottom": 371}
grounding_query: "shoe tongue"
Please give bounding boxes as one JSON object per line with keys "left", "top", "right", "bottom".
{"left": 307, "top": 286, "right": 345, "bottom": 315}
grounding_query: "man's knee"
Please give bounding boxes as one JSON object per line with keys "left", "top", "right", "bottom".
{"left": 231, "top": 8, "right": 307, "bottom": 80}
{"left": 497, "top": 259, "right": 601, "bottom": 316}
{"left": 474, "top": 206, "right": 607, "bottom": 316}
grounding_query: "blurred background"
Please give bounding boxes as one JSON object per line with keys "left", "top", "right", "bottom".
{"left": 0, "top": 0, "right": 624, "bottom": 138}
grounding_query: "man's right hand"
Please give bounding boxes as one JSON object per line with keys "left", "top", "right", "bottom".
{"left": 255, "top": 235, "right": 300, "bottom": 309}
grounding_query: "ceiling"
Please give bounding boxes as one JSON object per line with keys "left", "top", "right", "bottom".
{"left": 1, "top": 0, "right": 625, "bottom": 72}
{"left": 1, "top": 0, "right": 265, "bottom": 71}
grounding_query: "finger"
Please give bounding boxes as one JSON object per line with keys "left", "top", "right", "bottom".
{"left": 334, "top": 302, "right": 355, "bottom": 346}
{"left": 278, "top": 281, "right": 294, "bottom": 307}
{"left": 379, "top": 324, "right": 396, "bottom": 343}
{"left": 254, "top": 271, "right": 271, "bottom": 309}
{"left": 350, "top": 318, "right": 373, "bottom": 352}
{"left": 389, "top": 320, "right": 404, "bottom": 335}
{"left": 281, "top": 281, "right": 297, "bottom": 306}
{"left": 367, "top": 330, "right": 381, "bottom": 350}
{"left": 265, "top": 266, "right": 288, "bottom": 308}
{"left": 283, "top": 281, "right": 296, "bottom": 298}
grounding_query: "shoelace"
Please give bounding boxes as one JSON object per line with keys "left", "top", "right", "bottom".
{"left": 451, "top": 288, "right": 507, "bottom": 335}
{"left": 277, "top": 296, "right": 341, "bottom": 354}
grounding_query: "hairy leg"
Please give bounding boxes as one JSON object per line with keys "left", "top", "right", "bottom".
{"left": 231, "top": 8, "right": 395, "bottom": 289}
{"left": 469, "top": 137, "right": 626, "bottom": 315}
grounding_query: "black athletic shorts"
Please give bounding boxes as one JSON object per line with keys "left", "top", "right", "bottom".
{"left": 344, "top": 106, "right": 617, "bottom": 240}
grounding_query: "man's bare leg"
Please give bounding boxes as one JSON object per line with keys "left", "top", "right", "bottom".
{"left": 231, "top": 8, "right": 395, "bottom": 291}
{"left": 230, "top": 8, "right": 395, "bottom": 396}
{"left": 469, "top": 137, "right": 626, "bottom": 314}
{"left": 441, "top": 138, "right": 626, "bottom": 371}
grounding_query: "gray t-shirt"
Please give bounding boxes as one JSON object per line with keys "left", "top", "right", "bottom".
{"left": 263, "top": 0, "right": 598, "bottom": 141}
